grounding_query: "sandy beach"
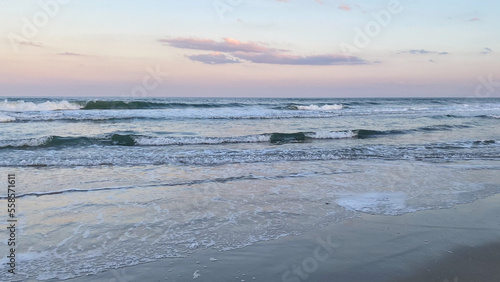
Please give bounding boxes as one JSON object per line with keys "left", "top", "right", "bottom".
{"left": 61, "top": 193, "right": 500, "bottom": 282}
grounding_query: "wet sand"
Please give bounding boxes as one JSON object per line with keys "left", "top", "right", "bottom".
{"left": 63, "top": 194, "right": 500, "bottom": 282}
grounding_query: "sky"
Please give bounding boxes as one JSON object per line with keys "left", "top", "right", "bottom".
{"left": 0, "top": 0, "right": 499, "bottom": 98}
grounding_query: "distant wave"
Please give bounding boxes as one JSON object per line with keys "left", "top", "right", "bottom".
{"left": 343, "top": 101, "right": 381, "bottom": 106}
{"left": 430, "top": 114, "right": 500, "bottom": 120}
{"left": 355, "top": 124, "right": 471, "bottom": 139}
{"left": 473, "top": 140, "right": 496, "bottom": 145}
{"left": 82, "top": 101, "right": 164, "bottom": 110}
{"left": 483, "top": 115, "right": 500, "bottom": 119}
{"left": 298, "top": 104, "right": 343, "bottom": 111}
{"left": 285, "top": 104, "right": 344, "bottom": 111}
{"left": 1, "top": 113, "right": 342, "bottom": 123}
{"left": 0, "top": 99, "right": 247, "bottom": 111}
{"left": 355, "top": 129, "right": 404, "bottom": 138}
{"left": 82, "top": 100, "right": 245, "bottom": 110}
{"left": 0, "top": 100, "right": 82, "bottom": 111}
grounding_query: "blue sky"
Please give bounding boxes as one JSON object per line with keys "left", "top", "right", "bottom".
{"left": 0, "top": 0, "right": 499, "bottom": 97}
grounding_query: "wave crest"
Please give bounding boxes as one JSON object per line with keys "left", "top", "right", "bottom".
{"left": 82, "top": 100, "right": 245, "bottom": 110}
{"left": 0, "top": 114, "right": 16, "bottom": 122}
{"left": 0, "top": 131, "right": 357, "bottom": 149}
{"left": 295, "top": 104, "right": 343, "bottom": 111}
{"left": 0, "top": 100, "right": 82, "bottom": 111}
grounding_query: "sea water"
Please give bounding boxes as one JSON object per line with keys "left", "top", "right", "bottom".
{"left": 0, "top": 97, "right": 499, "bottom": 280}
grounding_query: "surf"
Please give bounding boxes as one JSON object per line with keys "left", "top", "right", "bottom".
{"left": 0, "top": 100, "right": 82, "bottom": 111}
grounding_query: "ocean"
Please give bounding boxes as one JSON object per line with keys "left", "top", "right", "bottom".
{"left": 1, "top": 97, "right": 499, "bottom": 280}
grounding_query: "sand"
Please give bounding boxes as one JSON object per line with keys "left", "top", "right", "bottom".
{"left": 62, "top": 194, "right": 500, "bottom": 282}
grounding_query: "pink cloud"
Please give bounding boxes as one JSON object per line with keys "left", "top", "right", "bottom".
{"left": 338, "top": 4, "right": 351, "bottom": 11}
{"left": 468, "top": 17, "right": 480, "bottom": 21}
{"left": 159, "top": 37, "right": 282, "bottom": 53}
{"left": 162, "top": 37, "right": 368, "bottom": 65}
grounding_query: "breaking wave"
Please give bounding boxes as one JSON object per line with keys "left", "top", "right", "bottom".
{"left": 285, "top": 104, "right": 344, "bottom": 111}
{"left": 0, "top": 100, "right": 82, "bottom": 111}
{"left": 0, "top": 131, "right": 356, "bottom": 149}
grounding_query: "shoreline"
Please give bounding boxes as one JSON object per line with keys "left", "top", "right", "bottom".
{"left": 61, "top": 193, "right": 500, "bottom": 282}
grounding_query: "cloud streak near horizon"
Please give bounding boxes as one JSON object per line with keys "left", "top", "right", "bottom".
{"left": 160, "top": 37, "right": 282, "bottom": 53}
{"left": 18, "top": 41, "right": 43, "bottom": 48}
{"left": 187, "top": 52, "right": 241, "bottom": 64}
{"left": 58, "top": 52, "right": 84, "bottom": 56}
{"left": 161, "top": 37, "right": 368, "bottom": 65}
{"left": 397, "top": 49, "right": 449, "bottom": 55}
{"left": 481, "top": 47, "right": 493, "bottom": 54}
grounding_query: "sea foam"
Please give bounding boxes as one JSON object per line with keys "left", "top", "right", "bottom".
{"left": 296, "top": 104, "right": 343, "bottom": 111}
{"left": 0, "top": 114, "right": 15, "bottom": 122}
{"left": 0, "top": 100, "right": 82, "bottom": 111}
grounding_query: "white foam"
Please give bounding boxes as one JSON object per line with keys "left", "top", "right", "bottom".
{"left": 0, "top": 114, "right": 15, "bottom": 122}
{"left": 0, "top": 136, "right": 51, "bottom": 148}
{"left": 306, "top": 131, "right": 355, "bottom": 139}
{"left": 372, "top": 107, "right": 409, "bottom": 112}
{"left": 82, "top": 229, "right": 90, "bottom": 239}
{"left": 193, "top": 270, "right": 201, "bottom": 279}
{"left": 297, "top": 104, "right": 343, "bottom": 111}
{"left": 0, "top": 251, "right": 51, "bottom": 263}
{"left": 134, "top": 134, "right": 271, "bottom": 146}
{"left": 336, "top": 192, "right": 411, "bottom": 215}
{"left": 134, "top": 131, "right": 355, "bottom": 146}
{"left": 0, "top": 100, "right": 82, "bottom": 111}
